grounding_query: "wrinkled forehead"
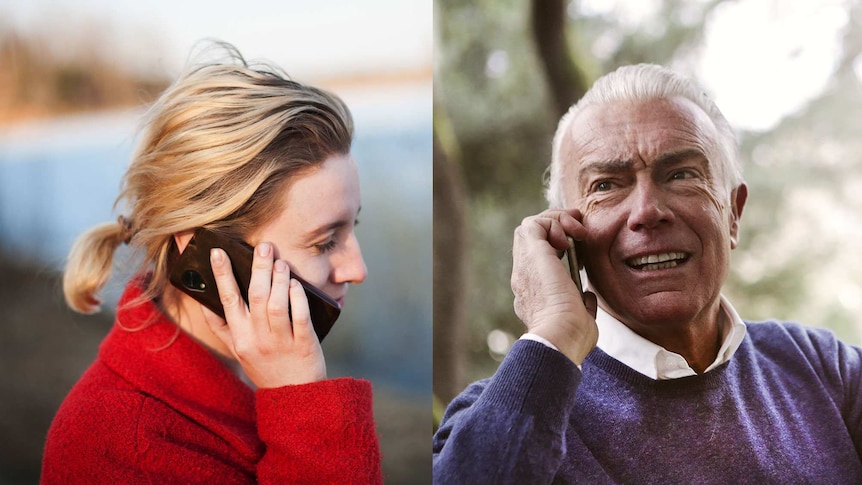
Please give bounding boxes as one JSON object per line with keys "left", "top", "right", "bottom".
{"left": 559, "top": 96, "right": 722, "bottom": 179}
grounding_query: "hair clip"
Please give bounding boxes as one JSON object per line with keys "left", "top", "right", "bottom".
{"left": 118, "top": 216, "right": 135, "bottom": 245}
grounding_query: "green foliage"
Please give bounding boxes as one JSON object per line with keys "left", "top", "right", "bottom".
{"left": 728, "top": 63, "right": 862, "bottom": 344}
{"left": 436, "top": 0, "right": 558, "bottom": 198}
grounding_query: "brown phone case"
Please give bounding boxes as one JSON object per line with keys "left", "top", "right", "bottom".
{"left": 167, "top": 227, "right": 341, "bottom": 342}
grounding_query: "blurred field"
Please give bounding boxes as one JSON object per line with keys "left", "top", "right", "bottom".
{"left": 0, "top": 255, "right": 110, "bottom": 484}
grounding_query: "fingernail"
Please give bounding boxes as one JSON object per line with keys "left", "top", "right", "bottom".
{"left": 275, "top": 259, "right": 287, "bottom": 273}
{"left": 290, "top": 278, "right": 299, "bottom": 288}
{"left": 210, "top": 248, "right": 223, "bottom": 264}
{"left": 258, "top": 242, "right": 271, "bottom": 257}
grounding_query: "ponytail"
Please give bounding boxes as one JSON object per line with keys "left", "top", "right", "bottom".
{"left": 63, "top": 219, "right": 129, "bottom": 313}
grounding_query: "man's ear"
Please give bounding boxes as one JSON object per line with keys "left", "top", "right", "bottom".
{"left": 729, "top": 183, "right": 748, "bottom": 249}
{"left": 173, "top": 230, "right": 195, "bottom": 254}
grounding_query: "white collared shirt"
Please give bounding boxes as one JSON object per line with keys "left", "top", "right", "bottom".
{"left": 521, "top": 295, "right": 747, "bottom": 380}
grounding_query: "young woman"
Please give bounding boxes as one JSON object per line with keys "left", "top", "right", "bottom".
{"left": 41, "top": 43, "right": 382, "bottom": 484}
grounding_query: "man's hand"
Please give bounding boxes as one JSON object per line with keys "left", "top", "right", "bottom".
{"left": 511, "top": 209, "right": 598, "bottom": 365}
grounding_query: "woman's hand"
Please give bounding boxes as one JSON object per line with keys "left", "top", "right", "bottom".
{"left": 203, "top": 241, "right": 326, "bottom": 388}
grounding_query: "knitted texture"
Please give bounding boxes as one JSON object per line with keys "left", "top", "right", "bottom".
{"left": 434, "top": 322, "right": 862, "bottom": 484}
{"left": 42, "top": 279, "right": 382, "bottom": 484}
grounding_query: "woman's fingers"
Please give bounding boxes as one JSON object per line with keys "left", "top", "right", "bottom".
{"left": 288, "top": 278, "right": 316, "bottom": 343}
{"left": 209, "top": 248, "right": 249, "bottom": 327}
{"left": 208, "top": 242, "right": 326, "bottom": 387}
{"left": 199, "top": 303, "right": 234, "bottom": 347}
{"left": 248, "top": 242, "right": 275, "bottom": 334}
{"left": 267, "top": 259, "right": 292, "bottom": 337}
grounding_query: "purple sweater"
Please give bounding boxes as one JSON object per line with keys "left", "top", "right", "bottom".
{"left": 433, "top": 321, "right": 862, "bottom": 483}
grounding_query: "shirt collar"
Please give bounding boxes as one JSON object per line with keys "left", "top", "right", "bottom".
{"left": 595, "top": 294, "right": 747, "bottom": 380}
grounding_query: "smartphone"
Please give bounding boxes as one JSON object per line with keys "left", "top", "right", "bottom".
{"left": 167, "top": 227, "right": 341, "bottom": 342}
{"left": 565, "top": 236, "right": 584, "bottom": 297}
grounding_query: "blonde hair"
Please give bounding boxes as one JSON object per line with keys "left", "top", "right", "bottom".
{"left": 545, "top": 64, "right": 743, "bottom": 208}
{"left": 63, "top": 42, "right": 353, "bottom": 314}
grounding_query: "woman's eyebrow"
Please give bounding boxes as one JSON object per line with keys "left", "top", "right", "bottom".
{"left": 300, "top": 207, "right": 361, "bottom": 240}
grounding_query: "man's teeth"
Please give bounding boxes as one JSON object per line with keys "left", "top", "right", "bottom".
{"left": 627, "top": 252, "right": 687, "bottom": 270}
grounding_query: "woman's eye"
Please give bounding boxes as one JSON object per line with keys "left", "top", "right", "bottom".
{"left": 315, "top": 240, "right": 337, "bottom": 253}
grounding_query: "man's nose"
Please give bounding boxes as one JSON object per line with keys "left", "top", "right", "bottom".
{"left": 626, "top": 182, "right": 675, "bottom": 231}
{"left": 334, "top": 235, "right": 367, "bottom": 284}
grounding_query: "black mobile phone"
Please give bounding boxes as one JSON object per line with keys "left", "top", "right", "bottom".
{"left": 167, "top": 227, "right": 341, "bottom": 342}
{"left": 565, "top": 236, "right": 584, "bottom": 297}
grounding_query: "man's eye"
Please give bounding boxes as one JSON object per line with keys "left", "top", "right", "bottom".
{"left": 595, "top": 181, "right": 613, "bottom": 192}
{"left": 671, "top": 170, "right": 694, "bottom": 180}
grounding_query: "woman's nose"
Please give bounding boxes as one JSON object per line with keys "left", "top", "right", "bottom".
{"left": 334, "top": 235, "right": 367, "bottom": 284}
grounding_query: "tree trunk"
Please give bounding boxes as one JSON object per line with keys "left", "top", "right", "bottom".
{"left": 531, "top": 0, "right": 590, "bottom": 118}
{"left": 433, "top": 122, "right": 467, "bottom": 405}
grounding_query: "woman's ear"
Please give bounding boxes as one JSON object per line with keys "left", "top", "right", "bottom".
{"left": 173, "top": 230, "right": 196, "bottom": 254}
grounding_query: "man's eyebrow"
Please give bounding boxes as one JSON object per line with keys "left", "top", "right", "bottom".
{"left": 581, "top": 158, "right": 634, "bottom": 174}
{"left": 300, "top": 206, "right": 361, "bottom": 240}
{"left": 653, "top": 148, "right": 708, "bottom": 168}
{"left": 579, "top": 149, "right": 707, "bottom": 177}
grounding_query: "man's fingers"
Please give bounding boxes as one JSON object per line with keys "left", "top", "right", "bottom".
{"left": 541, "top": 208, "right": 587, "bottom": 237}
{"left": 518, "top": 218, "right": 571, "bottom": 253}
{"left": 517, "top": 209, "right": 588, "bottom": 251}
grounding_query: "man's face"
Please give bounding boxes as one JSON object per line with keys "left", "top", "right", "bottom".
{"left": 560, "top": 96, "right": 746, "bottom": 335}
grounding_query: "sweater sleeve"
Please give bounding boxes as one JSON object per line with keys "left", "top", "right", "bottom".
{"left": 776, "top": 323, "right": 862, "bottom": 461}
{"left": 432, "top": 339, "right": 582, "bottom": 484}
{"left": 833, "top": 333, "right": 862, "bottom": 457}
{"left": 255, "top": 377, "right": 382, "bottom": 484}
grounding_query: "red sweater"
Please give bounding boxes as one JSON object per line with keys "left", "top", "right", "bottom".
{"left": 42, "top": 280, "right": 382, "bottom": 484}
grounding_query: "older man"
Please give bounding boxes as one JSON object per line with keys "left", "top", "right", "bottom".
{"left": 433, "top": 65, "right": 862, "bottom": 483}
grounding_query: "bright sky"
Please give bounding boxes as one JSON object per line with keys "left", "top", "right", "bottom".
{"left": 4, "top": 0, "right": 850, "bottom": 132}
{"left": 579, "top": 0, "right": 849, "bottom": 132}
{"left": 699, "top": 0, "right": 847, "bottom": 132}
{"left": 1, "top": 0, "right": 432, "bottom": 81}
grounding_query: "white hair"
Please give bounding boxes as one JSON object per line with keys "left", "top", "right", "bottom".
{"left": 544, "top": 64, "right": 744, "bottom": 208}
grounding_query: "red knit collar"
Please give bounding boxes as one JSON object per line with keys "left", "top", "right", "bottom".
{"left": 98, "top": 278, "right": 263, "bottom": 461}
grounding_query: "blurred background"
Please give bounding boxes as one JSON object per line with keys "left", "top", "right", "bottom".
{"left": 0, "top": 1, "right": 431, "bottom": 483}
{"left": 434, "top": 0, "right": 862, "bottom": 422}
